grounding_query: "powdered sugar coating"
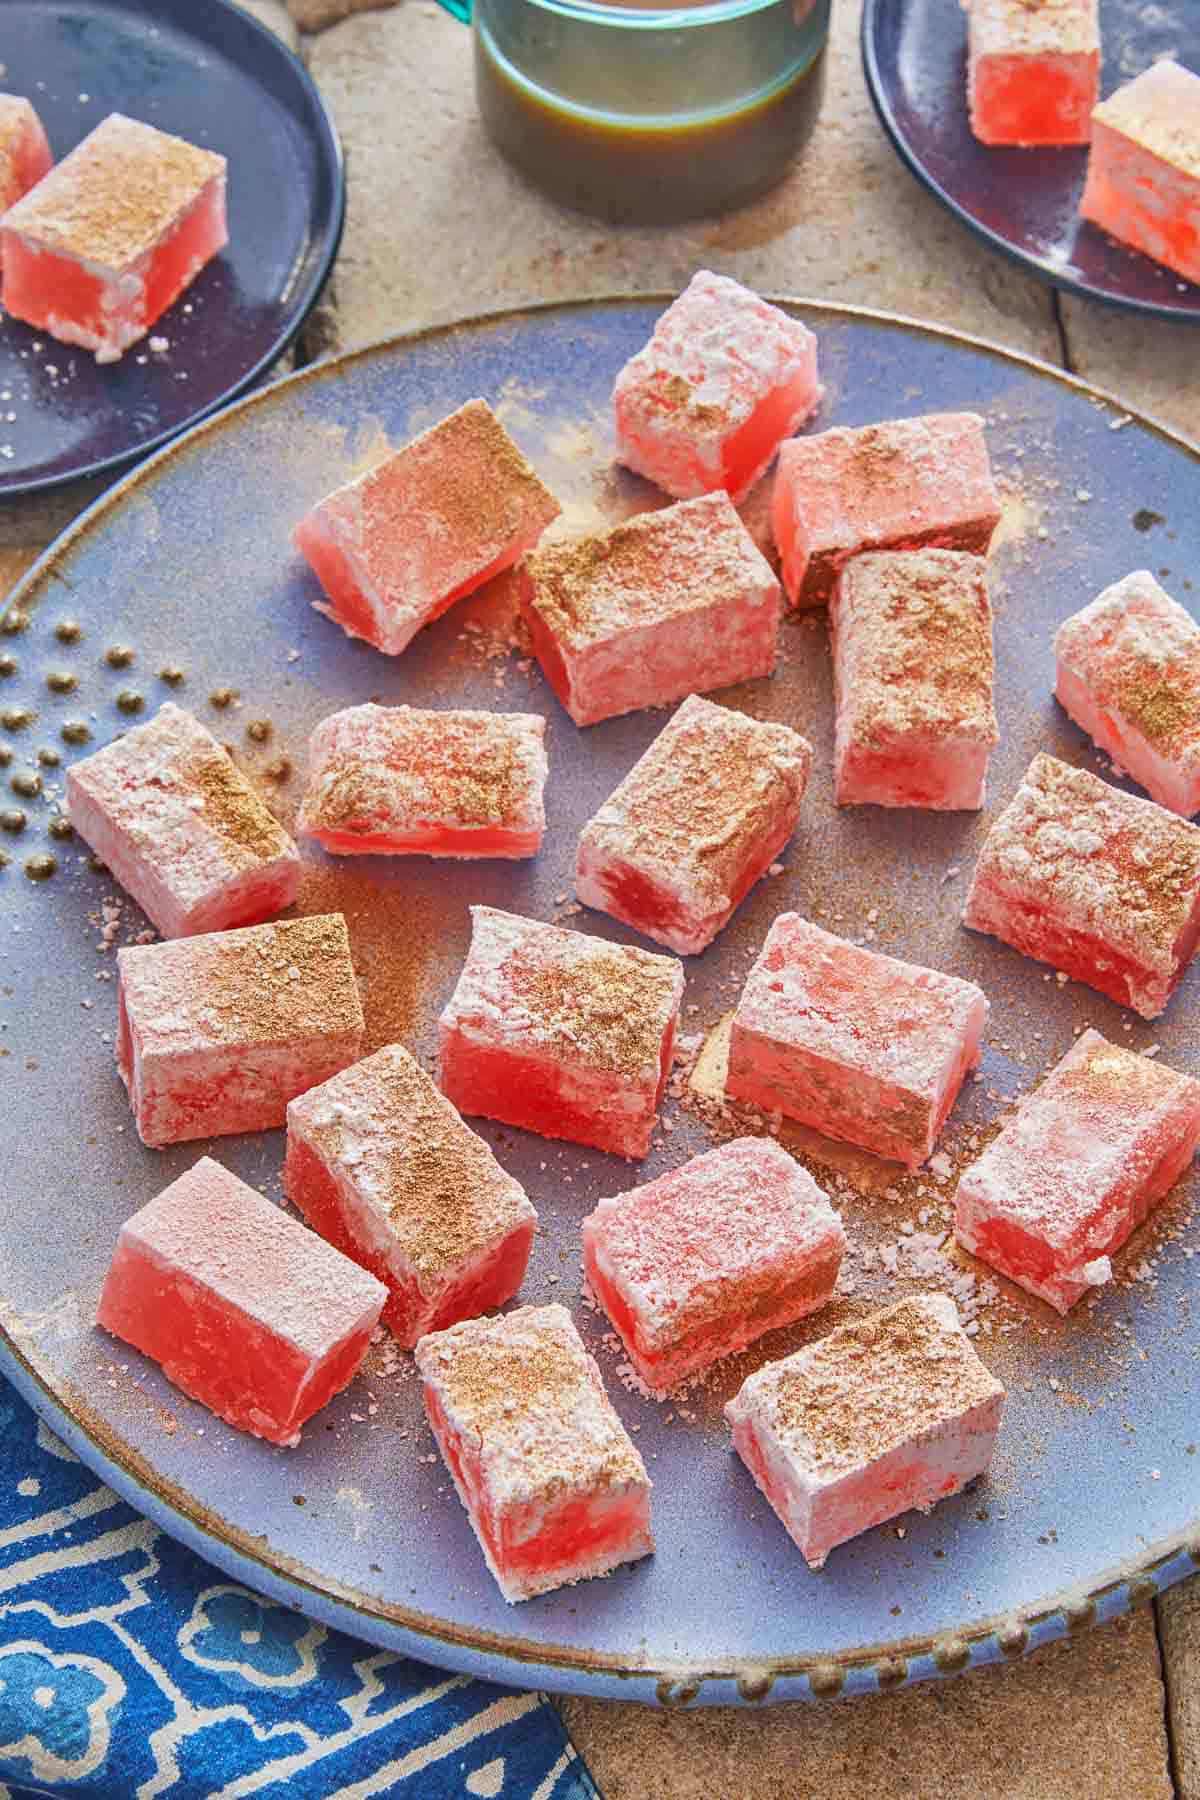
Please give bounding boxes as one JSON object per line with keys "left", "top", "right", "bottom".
{"left": 68, "top": 702, "right": 300, "bottom": 937}
{"left": 963, "top": 752, "right": 1200, "bottom": 1017}
{"left": 954, "top": 1030, "right": 1200, "bottom": 1312}
{"left": 576, "top": 694, "right": 811, "bottom": 954}
{"left": 612, "top": 271, "right": 821, "bottom": 502}
{"left": 296, "top": 702, "right": 548, "bottom": 858}
{"left": 969, "top": 0, "right": 1099, "bottom": 57}
{"left": 1089, "top": 59, "right": 1200, "bottom": 181}
{"left": 0, "top": 95, "right": 53, "bottom": 211}
{"left": 1054, "top": 570, "right": 1200, "bottom": 817}
{"left": 1080, "top": 63, "right": 1200, "bottom": 281}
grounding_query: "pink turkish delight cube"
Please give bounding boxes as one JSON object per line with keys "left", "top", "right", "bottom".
{"left": 725, "top": 1294, "right": 1005, "bottom": 1568}
{"left": 284, "top": 1042, "right": 537, "bottom": 1347}
{"left": 771, "top": 412, "right": 1000, "bottom": 609}
{"left": 1, "top": 113, "right": 226, "bottom": 363}
{"left": 968, "top": 0, "right": 1100, "bottom": 147}
{"left": 832, "top": 549, "right": 998, "bottom": 810}
{"left": 582, "top": 1137, "right": 846, "bottom": 1395}
{"left": 117, "top": 913, "right": 365, "bottom": 1147}
{"left": 1054, "top": 570, "right": 1200, "bottom": 818}
{"left": 576, "top": 694, "right": 812, "bottom": 954}
{"left": 296, "top": 702, "right": 548, "bottom": 859}
{"left": 1080, "top": 61, "right": 1200, "bottom": 286}
{"left": 0, "top": 95, "right": 53, "bottom": 212}
{"left": 416, "top": 1303, "right": 653, "bottom": 1602}
{"left": 295, "top": 399, "right": 560, "bottom": 657}
{"left": 97, "top": 1157, "right": 386, "bottom": 1446}
{"left": 955, "top": 1030, "right": 1200, "bottom": 1313}
{"left": 438, "top": 905, "right": 684, "bottom": 1160}
{"left": 612, "top": 271, "right": 821, "bottom": 503}
{"left": 519, "top": 492, "right": 781, "bottom": 728}
{"left": 67, "top": 702, "right": 301, "bottom": 938}
{"left": 726, "top": 912, "right": 988, "bottom": 1168}
{"left": 963, "top": 753, "right": 1200, "bottom": 1018}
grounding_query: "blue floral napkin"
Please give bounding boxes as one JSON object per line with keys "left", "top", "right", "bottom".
{"left": 0, "top": 1375, "right": 598, "bottom": 1800}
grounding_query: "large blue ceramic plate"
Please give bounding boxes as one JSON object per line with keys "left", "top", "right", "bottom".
{"left": 0, "top": 0, "right": 343, "bottom": 496}
{"left": 0, "top": 300, "right": 1197, "bottom": 1707}
{"left": 862, "top": 0, "right": 1200, "bottom": 320}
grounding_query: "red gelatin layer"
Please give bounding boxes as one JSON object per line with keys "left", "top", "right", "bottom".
{"left": 296, "top": 702, "right": 548, "bottom": 859}
{"left": 613, "top": 271, "right": 820, "bottom": 503}
{"left": 727, "top": 912, "right": 988, "bottom": 1169}
{"left": 771, "top": 412, "right": 1000, "bottom": 609}
{"left": 1080, "top": 61, "right": 1200, "bottom": 286}
{"left": 285, "top": 1042, "right": 537, "bottom": 1347}
{"left": 67, "top": 702, "right": 300, "bottom": 937}
{"left": 416, "top": 1303, "right": 653, "bottom": 1602}
{"left": 968, "top": 0, "right": 1099, "bottom": 147}
{"left": 0, "top": 94, "right": 53, "bottom": 211}
{"left": 294, "top": 399, "right": 560, "bottom": 657}
{"left": 963, "top": 753, "right": 1200, "bottom": 1018}
{"left": 726, "top": 1294, "right": 1005, "bottom": 1567}
{"left": 438, "top": 905, "right": 684, "bottom": 1160}
{"left": 1, "top": 113, "right": 226, "bottom": 363}
{"left": 955, "top": 1030, "right": 1200, "bottom": 1313}
{"left": 582, "top": 1137, "right": 845, "bottom": 1394}
{"left": 832, "top": 549, "right": 998, "bottom": 811}
{"left": 576, "top": 693, "right": 812, "bottom": 954}
{"left": 519, "top": 492, "right": 780, "bottom": 728}
{"left": 117, "top": 914, "right": 364, "bottom": 1147}
{"left": 97, "top": 1157, "right": 385, "bottom": 1446}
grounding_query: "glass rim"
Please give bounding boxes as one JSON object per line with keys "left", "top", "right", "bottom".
{"left": 503, "top": 0, "right": 795, "bottom": 28}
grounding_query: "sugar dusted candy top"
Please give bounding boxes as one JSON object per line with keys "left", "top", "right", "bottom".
{"left": 583, "top": 695, "right": 812, "bottom": 916}
{"left": 119, "top": 914, "right": 364, "bottom": 1054}
{"left": 297, "top": 702, "right": 547, "bottom": 840}
{"left": 729, "top": 1294, "right": 1004, "bottom": 1481}
{"left": 288, "top": 1043, "right": 534, "bottom": 1281}
{"left": 1091, "top": 60, "right": 1200, "bottom": 174}
{"left": 970, "top": 0, "right": 1099, "bottom": 55}
{"left": 836, "top": 549, "right": 998, "bottom": 749}
{"left": 415, "top": 1303, "right": 648, "bottom": 1507}
{"left": 5, "top": 112, "right": 225, "bottom": 268}
{"left": 447, "top": 906, "right": 683, "bottom": 1082}
{"left": 522, "top": 492, "right": 776, "bottom": 651}
{"left": 971, "top": 753, "right": 1200, "bottom": 975}
{"left": 1054, "top": 570, "right": 1200, "bottom": 765}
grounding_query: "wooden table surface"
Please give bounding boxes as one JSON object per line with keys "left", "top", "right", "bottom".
{"left": 4, "top": 0, "right": 1197, "bottom": 1791}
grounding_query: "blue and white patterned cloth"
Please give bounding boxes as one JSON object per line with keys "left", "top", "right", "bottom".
{"left": 0, "top": 1376, "right": 599, "bottom": 1800}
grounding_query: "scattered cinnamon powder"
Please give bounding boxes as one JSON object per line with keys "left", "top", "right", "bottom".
{"left": 190, "top": 753, "right": 290, "bottom": 863}
{"left": 291, "top": 864, "right": 438, "bottom": 1053}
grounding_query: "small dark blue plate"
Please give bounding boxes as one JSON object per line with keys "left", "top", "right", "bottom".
{"left": 862, "top": 0, "right": 1200, "bottom": 321}
{"left": 0, "top": 0, "right": 344, "bottom": 496}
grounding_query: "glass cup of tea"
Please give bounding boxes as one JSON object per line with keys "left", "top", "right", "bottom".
{"left": 437, "top": 0, "right": 832, "bottom": 225}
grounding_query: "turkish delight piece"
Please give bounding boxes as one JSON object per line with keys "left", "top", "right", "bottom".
{"left": 416, "top": 1303, "right": 653, "bottom": 1602}
{"left": 967, "top": 0, "right": 1100, "bottom": 147}
{"left": 438, "top": 905, "right": 684, "bottom": 1160}
{"left": 0, "top": 95, "right": 52, "bottom": 212}
{"left": 955, "top": 1030, "right": 1200, "bottom": 1313}
{"left": 725, "top": 1294, "right": 1005, "bottom": 1568}
{"left": 67, "top": 702, "right": 300, "bottom": 938}
{"left": 284, "top": 1042, "right": 537, "bottom": 1347}
{"left": 519, "top": 492, "right": 781, "bottom": 728}
{"left": 296, "top": 702, "right": 548, "bottom": 860}
{"left": 963, "top": 753, "right": 1200, "bottom": 1018}
{"left": 294, "top": 399, "right": 560, "bottom": 657}
{"left": 612, "top": 271, "right": 820, "bottom": 503}
{"left": 832, "top": 549, "right": 998, "bottom": 811}
{"left": 576, "top": 695, "right": 811, "bottom": 955}
{"left": 726, "top": 912, "right": 988, "bottom": 1169}
{"left": 771, "top": 412, "right": 1000, "bottom": 609}
{"left": 97, "top": 1157, "right": 386, "bottom": 1446}
{"left": 117, "top": 914, "right": 365, "bottom": 1147}
{"left": 1080, "top": 61, "right": 1200, "bottom": 286}
{"left": 582, "top": 1137, "right": 845, "bottom": 1395}
{"left": 1054, "top": 570, "right": 1200, "bottom": 818}
{"left": 0, "top": 113, "right": 226, "bottom": 363}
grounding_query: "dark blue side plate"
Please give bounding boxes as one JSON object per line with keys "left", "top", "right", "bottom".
{"left": 862, "top": 0, "right": 1200, "bottom": 320}
{"left": 0, "top": 0, "right": 344, "bottom": 496}
{"left": 0, "top": 300, "right": 1198, "bottom": 1706}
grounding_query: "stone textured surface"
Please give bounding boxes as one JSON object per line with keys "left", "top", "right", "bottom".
{"left": 303, "top": 0, "right": 1059, "bottom": 360}
{"left": 234, "top": 0, "right": 300, "bottom": 47}
{"left": 288, "top": 0, "right": 390, "bottom": 30}
{"left": 1061, "top": 299, "right": 1200, "bottom": 444}
{"left": 560, "top": 1612, "right": 1173, "bottom": 1800}
{"left": 1161, "top": 1580, "right": 1200, "bottom": 1799}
